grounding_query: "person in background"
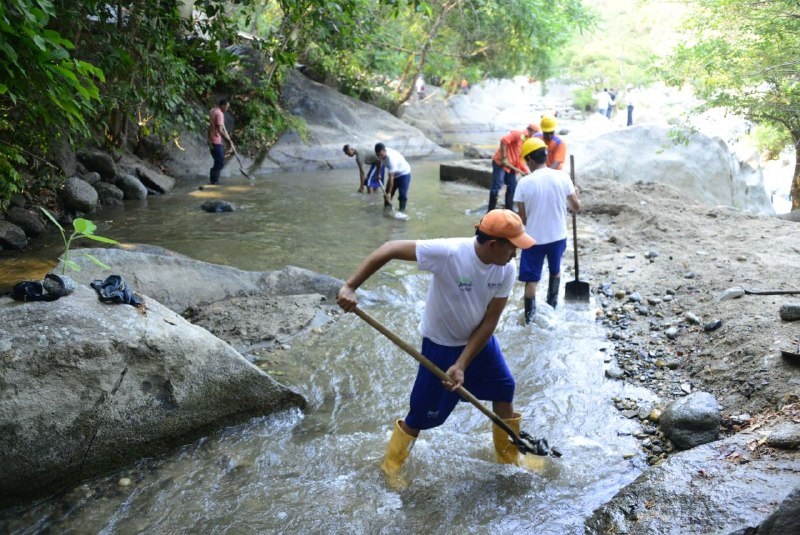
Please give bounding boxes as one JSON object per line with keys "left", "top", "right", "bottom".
{"left": 595, "top": 88, "right": 611, "bottom": 117}
{"left": 607, "top": 88, "right": 617, "bottom": 119}
{"left": 375, "top": 143, "right": 412, "bottom": 213}
{"left": 336, "top": 209, "right": 536, "bottom": 486}
{"left": 513, "top": 137, "right": 581, "bottom": 322}
{"left": 488, "top": 124, "right": 538, "bottom": 212}
{"left": 208, "top": 98, "right": 234, "bottom": 185}
{"left": 534, "top": 114, "right": 567, "bottom": 171}
{"left": 343, "top": 144, "right": 384, "bottom": 193}
{"left": 624, "top": 84, "right": 635, "bottom": 126}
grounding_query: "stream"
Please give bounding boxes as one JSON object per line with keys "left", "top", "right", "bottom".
{"left": 0, "top": 160, "right": 656, "bottom": 534}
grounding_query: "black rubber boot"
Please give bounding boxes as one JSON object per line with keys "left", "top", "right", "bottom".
{"left": 547, "top": 276, "right": 560, "bottom": 309}
{"left": 504, "top": 189, "right": 515, "bottom": 210}
{"left": 524, "top": 297, "right": 536, "bottom": 324}
{"left": 488, "top": 193, "right": 498, "bottom": 212}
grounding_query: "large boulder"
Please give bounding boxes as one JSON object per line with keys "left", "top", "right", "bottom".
{"left": 0, "top": 220, "right": 27, "bottom": 249}
{"left": 585, "top": 430, "right": 799, "bottom": 534}
{"left": 267, "top": 69, "right": 451, "bottom": 172}
{"left": 76, "top": 148, "right": 117, "bottom": 180}
{"left": 569, "top": 125, "right": 774, "bottom": 214}
{"left": 135, "top": 166, "right": 175, "bottom": 193}
{"left": 63, "top": 247, "right": 342, "bottom": 313}
{"left": 115, "top": 173, "right": 148, "bottom": 200}
{"left": 60, "top": 176, "right": 99, "bottom": 213}
{"left": 659, "top": 391, "right": 721, "bottom": 450}
{"left": 4, "top": 207, "right": 46, "bottom": 237}
{"left": 0, "top": 285, "right": 305, "bottom": 504}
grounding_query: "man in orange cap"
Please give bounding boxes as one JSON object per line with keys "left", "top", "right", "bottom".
{"left": 337, "top": 209, "right": 535, "bottom": 485}
{"left": 488, "top": 124, "right": 539, "bottom": 212}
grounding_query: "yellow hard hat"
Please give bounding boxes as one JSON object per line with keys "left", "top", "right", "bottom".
{"left": 540, "top": 114, "right": 557, "bottom": 133}
{"left": 521, "top": 137, "right": 547, "bottom": 159}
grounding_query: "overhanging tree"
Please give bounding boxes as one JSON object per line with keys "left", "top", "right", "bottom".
{"left": 663, "top": 0, "right": 800, "bottom": 210}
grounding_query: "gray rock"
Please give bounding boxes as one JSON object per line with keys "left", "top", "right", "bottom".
{"left": 47, "top": 135, "right": 77, "bottom": 177}
{"left": 77, "top": 148, "right": 117, "bottom": 179}
{"left": 665, "top": 326, "right": 679, "bottom": 340}
{"left": 0, "top": 285, "right": 305, "bottom": 502}
{"left": 116, "top": 173, "right": 148, "bottom": 200}
{"left": 0, "top": 220, "right": 27, "bottom": 249}
{"left": 4, "top": 207, "right": 46, "bottom": 237}
{"left": 703, "top": 319, "right": 722, "bottom": 331}
{"left": 81, "top": 171, "right": 102, "bottom": 186}
{"left": 463, "top": 145, "right": 492, "bottom": 159}
{"left": 585, "top": 431, "right": 799, "bottom": 535}
{"left": 659, "top": 391, "right": 721, "bottom": 450}
{"left": 136, "top": 166, "right": 175, "bottom": 194}
{"left": 765, "top": 422, "right": 800, "bottom": 450}
{"left": 605, "top": 366, "right": 625, "bottom": 379}
{"left": 63, "top": 248, "right": 343, "bottom": 314}
{"left": 439, "top": 159, "right": 493, "bottom": 188}
{"left": 60, "top": 176, "right": 99, "bottom": 213}
{"left": 94, "top": 182, "right": 125, "bottom": 206}
{"left": 201, "top": 199, "right": 235, "bottom": 213}
{"left": 757, "top": 485, "right": 800, "bottom": 535}
{"left": 779, "top": 303, "right": 800, "bottom": 322}
{"left": 684, "top": 311, "right": 702, "bottom": 325}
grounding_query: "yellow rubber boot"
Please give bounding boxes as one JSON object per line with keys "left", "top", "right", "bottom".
{"left": 492, "top": 413, "right": 522, "bottom": 465}
{"left": 381, "top": 420, "right": 416, "bottom": 489}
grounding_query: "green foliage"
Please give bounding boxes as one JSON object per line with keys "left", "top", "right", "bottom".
{"left": 571, "top": 87, "right": 595, "bottom": 112}
{"left": 750, "top": 124, "right": 792, "bottom": 161}
{"left": 660, "top": 0, "right": 800, "bottom": 208}
{"left": 39, "top": 207, "right": 117, "bottom": 274}
{"left": 0, "top": 0, "right": 103, "bottom": 199}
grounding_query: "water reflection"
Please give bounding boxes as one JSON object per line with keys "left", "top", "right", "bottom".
{"left": 0, "top": 160, "right": 653, "bottom": 534}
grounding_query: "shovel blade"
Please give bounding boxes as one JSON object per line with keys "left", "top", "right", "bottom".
{"left": 564, "top": 279, "right": 591, "bottom": 302}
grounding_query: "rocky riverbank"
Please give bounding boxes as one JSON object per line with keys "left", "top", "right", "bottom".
{"left": 573, "top": 177, "right": 799, "bottom": 533}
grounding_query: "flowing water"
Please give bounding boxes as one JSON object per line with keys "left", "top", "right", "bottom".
{"left": 0, "top": 160, "right": 655, "bottom": 534}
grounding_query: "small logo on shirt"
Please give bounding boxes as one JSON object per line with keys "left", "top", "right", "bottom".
{"left": 456, "top": 277, "right": 472, "bottom": 291}
{"left": 488, "top": 282, "right": 503, "bottom": 289}
{"left": 427, "top": 410, "right": 440, "bottom": 419}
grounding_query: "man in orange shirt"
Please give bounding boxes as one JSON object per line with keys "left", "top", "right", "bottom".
{"left": 534, "top": 114, "right": 566, "bottom": 170}
{"left": 488, "top": 124, "right": 538, "bottom": 212}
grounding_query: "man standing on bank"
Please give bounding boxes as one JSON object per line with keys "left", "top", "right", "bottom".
{"left": 375, "top": 143, "right": 412, "bottom": 213}
{"left": 336, "top": 209, "right": 536, "bottom": 485}
{"left": 488, "top": 124, "right": 538, "bottom": 212}
{"left": 208, "top": 99, "right": 235, "bottom": 185}
{"left": 514, "top": 137, "right": 581, "bottom": 323}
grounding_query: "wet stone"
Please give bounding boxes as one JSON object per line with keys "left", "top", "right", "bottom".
{"left": 703, "top": 319, "right": 722, "bottom": 331}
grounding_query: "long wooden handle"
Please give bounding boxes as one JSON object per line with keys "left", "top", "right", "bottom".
{"left": 353, "top": 307, "right": 519, "bottom": 439}
{"left": 570, "top": 155, "right": 579, "bottom": 280}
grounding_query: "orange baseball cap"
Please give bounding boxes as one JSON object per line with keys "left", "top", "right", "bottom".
{"left": 476, "top": 209, "right": 536, "bottom": 249}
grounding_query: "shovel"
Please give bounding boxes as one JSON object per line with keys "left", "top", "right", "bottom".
{"left": 232, "top": 147, "right": 253, "bottom": 180}
{"left": 718, "top": 286, "right": 800, "bottom": 301}
{"left": 353, "top": 306, "right": 561, "bottom": 461}
{"left": 564, "top": 155, "right": 590, "bottom": 303}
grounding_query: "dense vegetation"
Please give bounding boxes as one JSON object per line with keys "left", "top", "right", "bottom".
{"left": 662, "top": 0, "right": 800, "bottom": 209}
{"left": 2, "top": 0, "right": 799, "bottom": 211}
{"left": 0, "top": 0, "right": 594, "bottom": 201}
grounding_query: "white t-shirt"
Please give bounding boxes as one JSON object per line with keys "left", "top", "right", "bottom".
{"left": 513, "top": 168, "right": 575, "bottom": 245}
{"left": 416, "top": 237, "right": 515, "bottom": 346}
{"left": 595, "top": 91, "right": 611, "bottom": 111}
{"left": 384, "top": 147, "right": 411, "bottom": 176}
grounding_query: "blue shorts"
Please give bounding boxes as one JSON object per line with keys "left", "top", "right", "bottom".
{"left": 365, "top": 163, "right": 385, "bottom": 189}
{"left": 518, "top": 239, "right": 567, "bottom": 282}
{"left": 404, "top": 336, "right": 515, "bottom": 430}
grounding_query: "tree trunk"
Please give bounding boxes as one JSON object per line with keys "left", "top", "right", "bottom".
{"left": 792, "top": 137, "right": 800, "bottom": 211}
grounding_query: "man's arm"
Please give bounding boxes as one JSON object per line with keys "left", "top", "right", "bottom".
{"left": 384, "top": 172, "right": 395, "bottom": 202}
{"left": 567, "top": 193, "right": 581, "bottom": 214}
{"left": 549, "top": 142, "right": 566, "bottom": 170}
{"left": 337, "top": 240, "right": 417, "bottom": 312}
{"left": 219, "top": 119, "right": 235, "bottom": 150}
{"left": 444, "top": 297, "right": 508, "bottom": 390}
{"left": 517, "top": 202, "right": 528, "bottom": 225}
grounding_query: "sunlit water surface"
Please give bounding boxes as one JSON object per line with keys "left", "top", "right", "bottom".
{"left": 0, "top": 160, "right": 654, "bottom": 534}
